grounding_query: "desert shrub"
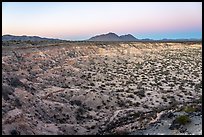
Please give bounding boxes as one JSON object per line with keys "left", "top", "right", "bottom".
{"left": 127, "top": 94, "right": 134, "bottom": 98}
{"left": 70, "top": 100, "right": 82, "bottom": 106}
{"left": 10, "top": 129, "right": 20, "bottom": 135}
{"left": 9, "top": 77, "right": 24, "bottom": 87}
{"left": 14, "top": 98, "right": 22, "bottom": 108}
{"left": 112, "top": 128, "right": 128, "bottom": 135}
{"left": 177, "top": 94, "right": 183, "bottom": 98}
{"left": 183, "top": 106, "right": 196, "bottom": 113}
{"left": 75, "top": 106, "right": 86, "bottom": 121}
{"left": 134, "top": 102, "right": 140, "bottom": 107}
{"left": 147, "top": 92, "right": 151, "bottom": 96}
{"left": 134, "top": 90, "right": 145, "bottom": 99}
{"left": 2, "top": 85, "right": 14, "bottom": 100}
{"left": 161, "top": 96, "right": 167, "bottom": 102}
{"left": 175, "top": 115, "right": 191, "bottom": 125}
{"left": 90, "top": 83, "right": 95, "bottom": 86}
{"left": 117, "top": 100, "right": 126, "bottom": 107}
{"left": 199, "top": 96, "right": 202, "bottom": 103}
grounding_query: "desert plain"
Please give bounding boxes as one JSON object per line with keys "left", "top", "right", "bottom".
{"left": 2, "top": 41, "right": 202, "bottom": 135}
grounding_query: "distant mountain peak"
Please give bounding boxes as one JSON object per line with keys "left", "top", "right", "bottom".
{"left": 88, "top": 32, "right": 120, "bottom": 41}
{"left": 122, "top": 34, "right": 132, "bottom": 36}
{"left": 119, "top": 34, "right": 138, "bottom": 41}
{"left": 107, "top": 32, "right": 117, "bottom": 35}
{"left": 88, "top": 32, "right": 138, "bottom": 41}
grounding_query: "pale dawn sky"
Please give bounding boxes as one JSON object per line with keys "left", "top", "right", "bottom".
{"left": 2, "top": 2, "right": 202, "bottom": 40}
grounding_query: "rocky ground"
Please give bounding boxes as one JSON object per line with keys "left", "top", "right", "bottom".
{"left": 2, "top": 42, "right": 202, "bottom": 135}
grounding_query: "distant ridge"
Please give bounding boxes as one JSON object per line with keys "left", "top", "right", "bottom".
{"left": 2, "top": 34, "right": 63, "bottom": 41}
{"left": 160, "top": 38, "right": 202, "bottom": 42}
{"left": 119, "top": 34, "right": 138, "bottom": 41}
{"left": 88, "top": 32, "right": 138, "bottom": 41}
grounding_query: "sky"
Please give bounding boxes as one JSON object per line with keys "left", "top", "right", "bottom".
{"left": 2, "top": 2, "right": 202, "bottom": 40}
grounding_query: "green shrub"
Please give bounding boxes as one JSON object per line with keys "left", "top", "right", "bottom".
{"left": 175, "top": 115, "right": 191, "bottom": 125}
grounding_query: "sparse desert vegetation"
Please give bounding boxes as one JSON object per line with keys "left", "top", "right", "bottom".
{"left": 2, "top": 41, "right": 202, "bottom": 135}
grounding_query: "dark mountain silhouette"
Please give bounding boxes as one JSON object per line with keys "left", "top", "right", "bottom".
{"left": 2, "top": 34, "right": 63, "bottom": 41}
{"left": 119, "top": 34, "right": 138, "bottom": 41}
{"left": 88, "top": 32, "right": 138, "bottom": 41}
{"left": 88, "top": 32, "right": 121, "bottom": 41}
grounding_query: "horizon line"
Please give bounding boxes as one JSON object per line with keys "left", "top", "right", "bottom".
{"left": 2, "top": 33, "right": 202, "bottom": 41}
